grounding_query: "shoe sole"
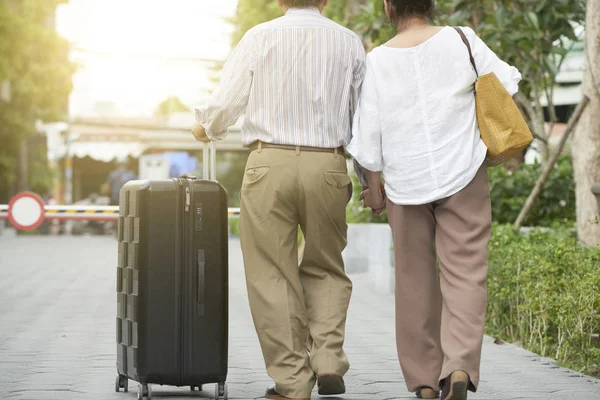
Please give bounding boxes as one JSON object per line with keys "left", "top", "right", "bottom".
{"left": 317, "top": 375, "right": 346, "bottom": 395}
{"left": 417, "top": 387, "right": 439, "bottom": 399}
{"left": 444, "top": 371, "right": 469, "bottom": 400}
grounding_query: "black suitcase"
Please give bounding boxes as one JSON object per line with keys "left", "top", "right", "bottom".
{"left": 114, "top": 144, "right": 229, "bottom": 400}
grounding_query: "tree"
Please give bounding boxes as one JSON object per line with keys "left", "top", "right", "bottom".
{"left": 228, "top": 0, "right": 283, "bottom": 46}
{"left": 0, "top": 0, "right": 75, "bottom": 199}
{"left": 350, "top": 0, "right": 586, "bottom": 163}
{"left": 154, "top": 96, "right": 190, "bottom": 117}
{"left": 448, "top": 0, "right": 586, "bottom": 163}
{"left": 351, "top": 0, "right": 394, "bottom": 51}
{"left": 229, "top": 0, "right": 362, "bottom": 46}
{"left": 572, "top": 0, "right": 600, "bottom": 246}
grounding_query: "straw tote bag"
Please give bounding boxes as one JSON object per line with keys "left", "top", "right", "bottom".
{"left": 454, "top": 27, "right": 533, "bottom": 166}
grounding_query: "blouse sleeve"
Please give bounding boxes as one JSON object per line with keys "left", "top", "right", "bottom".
{"left": 347, "top": 55, "right": 383, "bottom": 172}
{"left": 463, "top": 27, "right": 522, "bottom": 96}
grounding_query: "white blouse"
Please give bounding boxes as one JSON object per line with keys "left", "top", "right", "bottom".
{"left": 347, "top": 26, "right": 522, "bottom": 205}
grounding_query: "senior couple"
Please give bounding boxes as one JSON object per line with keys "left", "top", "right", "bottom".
{"left": 192, "top": 0, "right": 521, "bottom": 399}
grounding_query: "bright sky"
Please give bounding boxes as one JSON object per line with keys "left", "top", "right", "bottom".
{"left": 56, "top": 0, "right": 239, "bottom": 118}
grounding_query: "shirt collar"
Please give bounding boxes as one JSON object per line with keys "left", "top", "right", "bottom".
{"left": 285, "top": 6, "right": 321, "bottom": 15}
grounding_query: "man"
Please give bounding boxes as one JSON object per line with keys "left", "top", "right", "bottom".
{"left": 192, "top": 1, "right": 365, "bottom": 398}
{"left": 107, "top": 161, "right": 136, "bottom": 206}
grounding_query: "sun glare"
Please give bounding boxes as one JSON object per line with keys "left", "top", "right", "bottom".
{"left": 56, "top": 0, "right": 238, "bottom": 117}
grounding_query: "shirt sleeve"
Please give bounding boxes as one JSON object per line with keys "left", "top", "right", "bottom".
{"left": 348, "top": 38, "right": 366, "bottom": 140}
{"left": 347, "top": 54, "right": 383, "bottom": 174}
{"left": 194, "top": 31, "right": 257, "bottom": 140}
{"left": 463, "top": 27, "right": 522, "bottom": 96}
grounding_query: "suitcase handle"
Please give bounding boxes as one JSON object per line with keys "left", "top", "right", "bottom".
{"left": 180, "top": 173, "right": 196, "bottom": 180}
{"left": 202, "top": 142, "right": 216, "bottom": 181}
{"left": 197, "top": 249, "right": 206, "bottom": 316}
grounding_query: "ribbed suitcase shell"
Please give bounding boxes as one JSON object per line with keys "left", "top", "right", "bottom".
{"left": 116, "top": 177, "right": 228, "bottom": 388}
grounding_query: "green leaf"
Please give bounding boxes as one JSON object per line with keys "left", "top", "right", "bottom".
{"left": 551, "top": 47, "right": 569, "bottom": 57}
{"left": 561, "top": 21, "right": 577, "bottom": 41}
{"left": 525, "top": 11, "right": 540, "bottom": 31}
{"left": 517, "top": 39, "right": 534, "bottom": 53}
{"left": 495, "top": 6, "right": 509, "bottom": 28}
{"left": 543, "top": 57, "right": 558, "bottom": 78}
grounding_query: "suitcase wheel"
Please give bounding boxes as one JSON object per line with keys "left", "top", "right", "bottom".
{"left": 115, "top": 375, "right": 128, "bottom": 393}
{"left": 215, "top": 382, "right": 228, "bottom": 400}
{"left": 190, "top": 385, "right": 202, "bottom": 391}
{"left": 137, "top": 383, "right": 151, "bottom": 400}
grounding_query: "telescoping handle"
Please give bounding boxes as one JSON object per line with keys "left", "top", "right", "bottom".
{"left": 202, "top": 142, "right": 217, "bottom": 181}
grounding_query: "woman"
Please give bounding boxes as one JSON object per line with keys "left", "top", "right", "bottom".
{"left": 347, "top": 1, "right": 521, "bottom": 399}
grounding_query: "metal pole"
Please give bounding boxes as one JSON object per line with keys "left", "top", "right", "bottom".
{"left": 210, "top": 142, "right": 216, "bottom": 181}
{"left": 64, "top": 132, "right": 73, "bottom": 234}
{"left": 203, "top": 144, "right": 209, "bottom": 180}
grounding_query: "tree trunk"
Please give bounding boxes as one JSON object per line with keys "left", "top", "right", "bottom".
{"left": 572, "top": 0, "right": 600, "bottom": 247}
{"left": 503, "top": 152, "right": 526, "bottom": 172}
{"left": 536, "top": 139, "right": 550, "bottom": 163}
{"left": 17, "top": 138, "right": 28, "bottom": 192}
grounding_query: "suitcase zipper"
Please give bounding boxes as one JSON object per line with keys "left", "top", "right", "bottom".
{"left": 181, "top": 179, "right": 189, "bottom": 383}
{"left": 181, "top": 179, "right": 193, "bottom": 383}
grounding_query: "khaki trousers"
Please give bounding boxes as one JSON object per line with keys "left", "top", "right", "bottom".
{"left": 387, "top": 166, "right": 491, "bottom": 393}
{"left": 239, "top": 147, "right": 353, "bottom": 398}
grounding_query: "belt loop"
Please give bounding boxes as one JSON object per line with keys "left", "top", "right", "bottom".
{"left": 334, "top": 147, "right": 338, "bottom": 155}
{"left": 295, "top": 146, "right": 300, "bottom": 156}
{"left": 258, "top": 141, "right": 263, "bottom": 153}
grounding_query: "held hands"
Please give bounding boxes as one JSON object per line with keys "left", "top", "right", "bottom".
{"left": 191, "top": 124, "right": 210, "bottom": 143}
{"left": 359, "top": 181, "right": 386, "bottom": 216}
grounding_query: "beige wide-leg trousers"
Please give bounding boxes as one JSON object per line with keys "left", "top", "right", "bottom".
{"left": 387, "top": 166, "right": 492, "bottom": 394}
{"left": 239, "top": 146, "right": 353, "bottom": 398}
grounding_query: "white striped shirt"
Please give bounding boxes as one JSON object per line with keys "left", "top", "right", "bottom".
{"left": 195, "top": 7, "right": 366, "bottom": 148}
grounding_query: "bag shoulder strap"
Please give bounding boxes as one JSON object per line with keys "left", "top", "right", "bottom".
{"left": 453, "top": 27, "right": 479, "bottom": 77}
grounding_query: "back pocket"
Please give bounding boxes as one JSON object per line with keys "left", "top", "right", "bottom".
{"left": 325, "top": 171, "right": 352, "bottom": 189}
{"left": 244, "top": 166, "right": 270, "bottom": 186}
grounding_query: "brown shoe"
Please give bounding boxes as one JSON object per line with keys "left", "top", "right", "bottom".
{"left": 317, "top": 374, "right": 346, "bottom": 395}
{"left": 265, "top": 387, "right": 310, "bottom": 400}
{"left": 416, "top": 386, "right": 439, "bottom": 399}
{"left": 440, "top": 371, "right": 469, "bottom": 400}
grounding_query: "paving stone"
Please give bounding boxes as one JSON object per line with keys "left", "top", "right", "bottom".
{"left": 0, "top": 234, "right": 599, "bottom": 399}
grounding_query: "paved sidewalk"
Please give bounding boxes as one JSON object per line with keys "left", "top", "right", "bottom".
{"left": 0, "top": 233, "right": 598, "bottom": 399}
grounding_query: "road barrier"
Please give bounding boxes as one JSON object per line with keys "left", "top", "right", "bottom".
{"left": 0, "top": 195, "right": 241, "bottom": 231}
{"left": 0, "top": 204, "right": 241, "bottom": 220}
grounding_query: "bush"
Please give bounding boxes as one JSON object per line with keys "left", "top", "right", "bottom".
{"left": 229, "top": 217, "right": 240, "bottom": 237}
{"left": 347, "top": 156, "right": 576, "bottom": 227}
{"left": 488, "top": 156, "right": 575, "bottom": 226}
{"left": 487, "top": 224, "right": 600, "bottom": 376}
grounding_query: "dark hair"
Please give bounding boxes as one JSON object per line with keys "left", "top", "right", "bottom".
{"left": 386, "top": 0, "right": 435, "bottom": 23}
{"left": 280, "top": 0, "right": 324, "bottom": 8}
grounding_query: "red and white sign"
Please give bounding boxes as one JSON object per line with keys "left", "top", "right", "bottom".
{"left": 7, "top": 192, "right": 46, "bottom": 231}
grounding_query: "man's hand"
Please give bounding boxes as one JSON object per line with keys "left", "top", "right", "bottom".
{"left": 191, "top": 124, "right": 210, "bottom": 143}
{"left": 359, "top": 181, "right": 386, "bottom": 216}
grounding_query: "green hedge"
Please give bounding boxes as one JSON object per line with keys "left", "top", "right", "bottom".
{"left": 347, "top": 156, "right": 576, "bottom": 226}
{"left": 487, "top": 224, "right": 600, "bottom": 376}
{"left": 229, "top": 217, "right": 240, "bottom": 237}
{"left": 489, "top": 156, "right": 575, "bottom": 226}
